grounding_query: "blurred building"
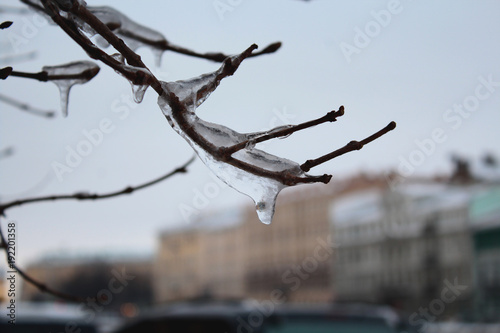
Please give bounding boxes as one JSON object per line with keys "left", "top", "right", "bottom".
{"left": 469, "top": 188, "right": 500, "bottom": 321}
{"left": 154, "top": 156, "right": 500, "bottom": 321}
{"left": 21, "top": 253, "right": 153, "bottom": 315}
{"left": 331, "top": 157, "right": 500, "bottom": 317}
{"left": 154, "top": 174, "right": 387, "bottom": 304}
{"left": 331, "top": 181, "right": 478, "bottom": 313}
{"left": 154, "top": 211, "right": 245, "bottom": 302}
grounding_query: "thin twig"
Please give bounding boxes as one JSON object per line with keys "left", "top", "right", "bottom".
{"left": 8, "top": 69, "right": 48, "bottom": 81}
{"left": 0, "top": 93, "right": 55, "bottom": 118}
{"left": 224, "top": 107, "right": 345, "bottom": 155}
{"left": 39, "top": 0, "right": 148, "bottom": 87}
{"left": 67, "top": 1, "right": 163, "bottom": 91}
{"left": 8, "top": 67, "right": 99, "bottom": 82}
{"left": 300, "top": 121, "right": 397, "bottom": 172}
{"left": 0, "top": 222, "right": 85, "bottom": 302}
{"left": 0, "top": 156, "right": 194, "bottom": 301}
{"left": 119, "top": 29, "right": 282, "bottom": 63}
{"left": 0, "top": 156, "right": 195, "bottom": 215}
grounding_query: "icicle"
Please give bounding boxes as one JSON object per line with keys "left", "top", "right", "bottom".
{"left": 158, "top": 78, "right": 311, "bottom": 224}
{"left": 154, "top": 45, "right": 353, "bottom": 224}
{"left": 151, "top": 48, "right": 165, "bottom": 68}
{"left": 109, "top": 53, "right": 149, "bottom": 103}
{"left": 130, "top": 83, "right": 148, "bottom": 103}
{"left": 56, "top": 84, "right": 71, "bottom": 117}
{"left": 42, "top": 61, "right": 99, "bottom": 117}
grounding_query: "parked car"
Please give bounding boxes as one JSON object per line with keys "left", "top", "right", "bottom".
{"left": 0, "top": 302, "right": 98, "bottom": 333}
{"left": 113, "top": 300, "right": 413, "bottom": 333}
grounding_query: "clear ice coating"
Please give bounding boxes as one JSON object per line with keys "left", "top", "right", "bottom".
{"left": 42, "top": 61, "right": 99, "bottom": 117}
{"left": 157, "top": 55, "right": 311, "bottom": 224}
{"left": 85, "top": 6, "right": 167, "bottom": 66}
{"left": 110, "top": 53, "right": 150, "bottom": 103}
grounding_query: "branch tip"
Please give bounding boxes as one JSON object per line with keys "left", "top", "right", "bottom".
{"left": 0, "top": 67, "right": 13, "bottom": 80}
{"left": 0, "top": 21, "right": 13, "bottom": 29}
{"left": 300, "top": 119, "right": 396, "bottom": 172}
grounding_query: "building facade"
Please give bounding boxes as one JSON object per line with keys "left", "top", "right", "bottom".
{"left": 330, "top": 182, "right": 479, "bottom": 314}
{"left": 154, "top": 174, "right": 387, "bottom": 304}
{"left": 154, "top": 170, "right": 500, "bottom": 320}
{"left": 21, "top": 254, "right": 153, "bottom": 313}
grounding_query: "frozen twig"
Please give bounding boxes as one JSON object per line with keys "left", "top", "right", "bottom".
{"left": 224, "top": 107, "right": 346, "bottom": 155}
{"left": 31, "top": 0, "right": 396, "bottom": 223}
{"left": 4, "top": 65, "right": 99, "bottom": 82}
{"left": 2, "top": 61, "right": 100, "bottom": 116}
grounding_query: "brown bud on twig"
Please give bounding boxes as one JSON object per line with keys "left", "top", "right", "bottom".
{"left": 0, "top": 67, "right": 13, "bottom": 79}
{"left": 0, "top": 21, "right": 13, "bottom": 29}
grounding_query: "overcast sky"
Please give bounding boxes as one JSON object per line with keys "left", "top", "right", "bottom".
{"left": 1, "top": 0, "right": 500, "bottom": 266}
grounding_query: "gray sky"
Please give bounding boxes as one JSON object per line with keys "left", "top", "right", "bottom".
{"left": 1, "top": 0, "right": 500, "bottom": 266}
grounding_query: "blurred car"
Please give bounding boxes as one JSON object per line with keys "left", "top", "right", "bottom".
{"left": 113, "top": 300, "right": 413, "bottom": 333}
{"left": 0, "top": 302, "right": 98, "bottom": 333}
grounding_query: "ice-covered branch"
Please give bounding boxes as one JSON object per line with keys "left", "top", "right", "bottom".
{"left": 2, "top": 61, "right": 100, "bottom": 116}
{"left": 4, "top": 62, "right": 99, "bottom": 82}
{"left": 19, "top": 0, "right": 396, "bottom": 224}
{"left": 0, "top": 156, "right": 194, "bottom": 216}
{"left": 81, "top": 5, "right": 281, "bottom": 65}
{"left": 157, "top": 47, "right": 396, "bottom": 224}
{"left": 224, "top": 107, "right": 346, "bottom": 155}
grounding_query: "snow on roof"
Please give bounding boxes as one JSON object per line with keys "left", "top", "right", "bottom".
{"left": 330, "top": 189, "right": 383, "bottom": 227}
{"left": 329, "top": 181, "right": 497, "bottom": 228}
{"left": 161, "top": 207, "right": 244, "bottom": 235}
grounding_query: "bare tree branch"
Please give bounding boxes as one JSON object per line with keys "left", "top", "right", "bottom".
{"left": 0, "top": 223, "right": 85, "bottom": 302}
{"left": 0, "top": 156, "right": 195, "bottom": 215}
{"left": 0, "top": 156, "right": 194, "bottom": 301}
{"left": 300, "top": 121, "right": 397, "bottom": 172}
{"left": 0, "top": 93, "right": 56, "bottom": 118}
{"left": 224, "top": 107, "right": 346, "bottom": 155}
{"left": 35, "top": 0, "right": 395, "bottom": 214}
{"left": 7, "top": 66, "right": 99, "bottom": 82}
{"left": 0, "top": 66, "right": 12, "bottom": 79}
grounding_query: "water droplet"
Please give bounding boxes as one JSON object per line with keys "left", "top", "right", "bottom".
{"left": 131, "top": 83, "right": 147, "bottom": 103}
